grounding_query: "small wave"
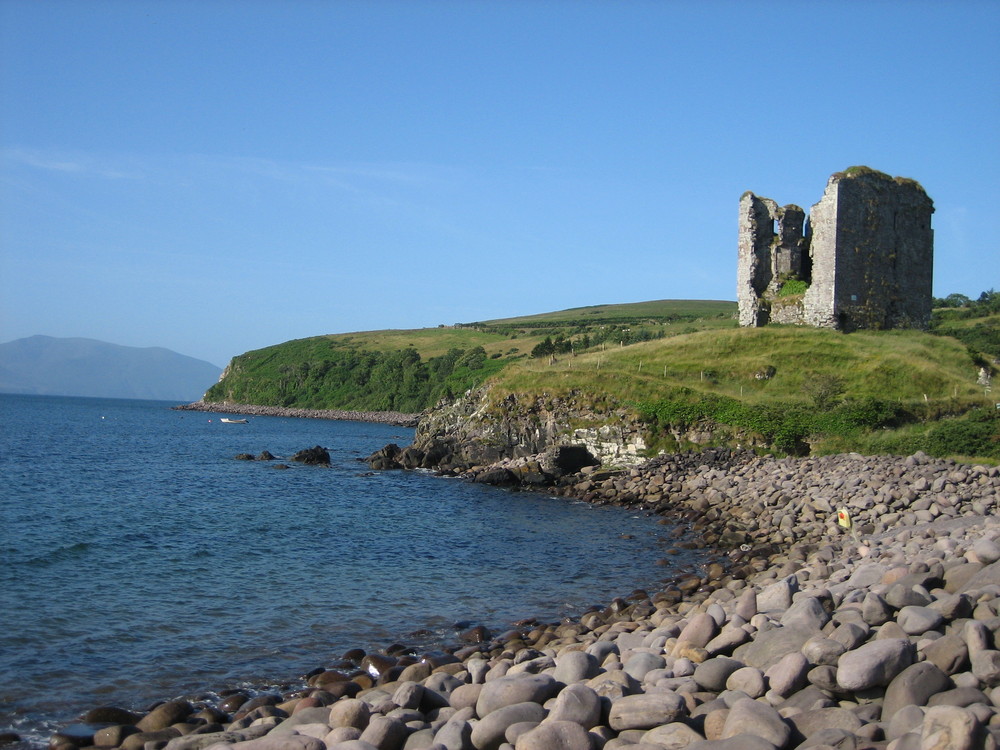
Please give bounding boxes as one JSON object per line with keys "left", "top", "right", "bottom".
{"left": 19, "top": 541, "right": 91, "bottom": 568}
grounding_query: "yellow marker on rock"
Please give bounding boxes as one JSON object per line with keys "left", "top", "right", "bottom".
{"left": 837, "top": 508, "right": 852, "bottom": 529}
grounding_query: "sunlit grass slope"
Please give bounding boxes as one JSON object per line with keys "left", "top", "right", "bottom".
{"left": 488, "top": 326, "right": 997, "bottom": 460}
{"left": 492, "top": 326, "right": 987, "bottom": 407}
{"left": 204, "top": 299, "right": 738, "bottom": 410}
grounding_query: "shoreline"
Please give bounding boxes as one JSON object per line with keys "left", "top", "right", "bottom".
{"left": 41, "top": 450, "right": 1000, "bottom": 750}
{"left": 171, "top": 401, "right": 421, "bottom": 427}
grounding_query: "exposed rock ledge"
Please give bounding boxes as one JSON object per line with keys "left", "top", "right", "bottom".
{"left": 173, "top": 401, "right": 421, "bottom": 427}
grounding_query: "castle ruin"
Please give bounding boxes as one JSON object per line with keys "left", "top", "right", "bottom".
{"left": 737, "top": 167, "right": 934, "bottom": 331}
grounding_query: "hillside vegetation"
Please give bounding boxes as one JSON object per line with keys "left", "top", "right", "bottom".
{"left": 204, "top": 296, "right": 998, "bottom": 461}
{"left": 491, "top": 325, "right": 998, "bottom": 460}
{"left": 203, "top": 299, "right": 737, "bottom": 411}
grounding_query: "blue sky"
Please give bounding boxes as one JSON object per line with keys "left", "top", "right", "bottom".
{"left": 1, "top": 0, "right": 997, "bottom": 368}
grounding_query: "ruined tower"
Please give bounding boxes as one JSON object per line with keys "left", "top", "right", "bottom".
{"left": 737, "top": 167, "right": 934, "bottom": 331}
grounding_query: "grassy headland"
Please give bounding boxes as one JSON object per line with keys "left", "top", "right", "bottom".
{"left": 203, "top": 297, "right": 998, "bottom": 461}
{"left": 203, "top": 299, "right": 736, "bottom": 411}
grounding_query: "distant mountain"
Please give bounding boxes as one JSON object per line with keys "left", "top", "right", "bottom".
{"left": 0, "top": 336, "right": 223, "bottom": 402}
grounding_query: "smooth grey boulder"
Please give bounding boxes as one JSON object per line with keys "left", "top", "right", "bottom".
{"left": 432, "top": 719, "right": 472, "bottom": 750}
{"left": 608, "top": 691, "right": 687, "bottom": 731}
{"left": 449, "top": 684, "right": 483, "bottom": 713}
{"left": 786, "top": 706, "right": 862, "bottom": 746}
{"left": 921, "top": 705, "right": 982, "bottom": 750}
{"left": 861, "top": 592, "right": 893, "bottom": 626}
{"left": 512, "top": 720, "right": 592, "bottom": 750}
{"left": 400, "top": 729, "right": 435, "bottom": 749}
{"left": 764, "top": 652, "right": 809, "bottom": 697}
{"left": 693, "top": 658, "right": 744, "bottom": 692}
{"left": 836, "top": 638, "right": 914, "bottom": 690}
{"left": 973, "top": 538, "right": 1000, "bottom": 565}
{"left": 358, "top": 716, "right": 407, "bottom": 750}
{"left": 267, "top": 707, "right": 333, "bottom": 736}
{"left": 392, "top": 682, "right": 425, "bottom": 711}
{"left": 686, "top": 733, "right": 779, "bottom": 750}
{"left": 886, "top": 704, "right": 926, "bottom": 741}
{"left": 801, "top": 636, "right": 846, "bottom": 666}
{"left": 470, "top": 702, "right": 545, "bottom": 750}
{"left": 705, "top": 623, "right": 751, "bottom": 655}
{"left": 829, "top": 622, "right": 869, "bottom": 651}
{"left": 971, "top": 649, "right": 1000, "bottom": 687}
{"left": 735, "top": 625, "right": 813, "bottom": 670}
{"left": 923, "top": 633, "right": 970, "bottom": 675}
{"left": 719, "top": 698, "right": 790, "bottom": 748}
{"left": 544, "top": 683, "right": 602, "bottom": 729}
{"left": 725, "top": 667, "right": 766, "bottom": 699}
{"left": 846, "top": 563, "right": 887, "bottom": 589}
{"left": 226, "top": 736, "right": 326, "bottom": 750}
{"left": 164, "top": 732, "right": 255, "bottom": 750}
{"left": 641, "top": 722, "right": 705, "bottom": 748}
{"left": 327, "top": 741, "right": 380, "bottom": 750}
{"left": 882, "top": 661, "right": 952, "bottom": 722}
{"left": 954, "top": 561, "right": 1000, "bottom": 594}
{"left": 780, "top": 596, "right": 830, "bottom": 631}
{"left": 672, "top": 613, "right": 720, "bottom": 653}
{"left": 927, "top": 686, "right": 992, "bottom": 708}
{"left": 624, "top": 651, "right": 666, "bottom": 682}
{"left": 896, "top": 605, "right": 944, "bottom": 635}
{"left": 885, "top": 583, "right": 933, "bottom": 609}
{"left": 475, "top": 674, "right": 558, "bottom": 718}
{"left": 586, "top": 669, "right": 641, "bottom": 701}
{"left": 553, "top": 651, "right": 600, "bottom": 684}
{"left": 757, "top": 575, "right": 798, "bottom": 612}
{"left": 330, "top": 700, "right": 371, "bottom": 730}
{"left": 324, "top": 728, "right": 363, "bottom": 746}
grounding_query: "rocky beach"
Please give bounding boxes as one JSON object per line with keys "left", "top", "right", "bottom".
{"left": 172, "top": 402, "right": 421, "bottom": 427}
{"left": 32, "top": 446, "right": 1000, "bottom": 750}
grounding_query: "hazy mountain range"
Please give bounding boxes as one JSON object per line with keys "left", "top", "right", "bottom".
{"left": 0, "top": 336, "right": 223, "bottom": 402}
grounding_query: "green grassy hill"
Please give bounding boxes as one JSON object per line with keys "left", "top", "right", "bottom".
{"left": 490, "top": 325, "right": 997, "bottom": 460}
{"left": 204, "top": 297, "right": 998, "bottom": 461}
{"left": 203, "top": 299, "right": 738, "bottom": 410}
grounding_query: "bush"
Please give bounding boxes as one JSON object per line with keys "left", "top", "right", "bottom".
{"left": 638, "top": 394, "right": 910, "bottom": 457}
{"left": 926, "top": 410, "right": 1000, "bottom": 459}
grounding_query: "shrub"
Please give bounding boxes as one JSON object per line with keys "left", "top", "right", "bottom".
{"left": 926, "top": 410, "right": 1000, "bottom": 459}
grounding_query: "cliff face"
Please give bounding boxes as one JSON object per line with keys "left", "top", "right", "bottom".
{"left": 365, "top": 386, "right": 668, "bottom": 479}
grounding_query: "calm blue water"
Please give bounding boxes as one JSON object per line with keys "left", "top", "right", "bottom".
{"left": 0, "top": 394, "right": 700, "bottom": 743}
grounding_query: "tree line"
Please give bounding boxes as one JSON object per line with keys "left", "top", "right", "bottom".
{"left": 205, "top": 345, "right": 503, "bottom": 412}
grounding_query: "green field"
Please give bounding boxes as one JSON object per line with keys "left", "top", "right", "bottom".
{"left": 204, "top": 297, "right": 998, "bottom": 461}
{"left": 205, "top": 299, "right": 740, "bottom": 410}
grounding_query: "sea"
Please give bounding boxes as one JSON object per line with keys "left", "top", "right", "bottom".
{"left": 0, "top": 394, "right": 703, "bottom": 745}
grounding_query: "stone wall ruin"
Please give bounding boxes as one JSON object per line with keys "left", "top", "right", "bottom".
{"left": 737, "top": 167, "right": 934, "bottom": 331}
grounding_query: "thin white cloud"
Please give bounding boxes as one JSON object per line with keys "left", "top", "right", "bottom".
{"left": 1, "top": 148, "right": 142, "bottom": 180}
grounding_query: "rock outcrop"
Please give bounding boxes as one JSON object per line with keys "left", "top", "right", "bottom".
{"left": 365, "top": 388, "right": 661, "bottom": 475}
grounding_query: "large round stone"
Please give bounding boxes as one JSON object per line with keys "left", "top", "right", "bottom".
{"left": 720, "top": 698, "right": 790, "bottom": 748}
{"left": 836, "top": 638, "right": 914, "bottom": 691}
{"left": 513, "top": 720, "right": 592, "bottom": 750}
{"left": 553, "top": 651, "right": 600, "bottom": 683}
{"left": 608, "top": 692, "right": 686, "bottom": 731}
{"left": 470, "top": 701, "right": 545, "bottom": 750}
{"left": 475, "top": 674, "right": 558, "bottom": 718}
{"left": 545, "top": 684, "right": 602, "bottom": 729}
{"left": 882, "top": 662, "right": 951, "bottom": 722}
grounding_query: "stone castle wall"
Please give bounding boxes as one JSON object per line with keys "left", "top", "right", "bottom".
{"left": 738, "top": 167, "right": 934, "bottom": 331}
